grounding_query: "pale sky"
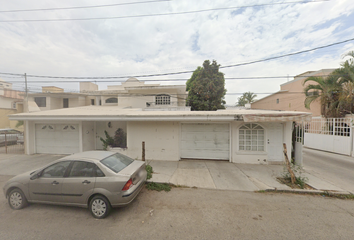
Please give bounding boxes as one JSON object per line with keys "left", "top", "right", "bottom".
{"left": 0, "top": 0, "right": 353, "bottom": 105}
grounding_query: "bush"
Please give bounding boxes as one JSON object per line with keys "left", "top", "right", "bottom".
{"left": 146, "top": 182, "right": 171, "bottom": 192}
{"left": 99, "top": 128, "right": 127, "bottom": 150}
{"left": 146, "top": 165, "right": 153, "bottom": 180}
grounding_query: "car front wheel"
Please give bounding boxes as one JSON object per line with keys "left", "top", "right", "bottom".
{"left": 8, "top": 188, "right": 28, "bottom": 210}
{"left": 89, "top": 195, "right": 111, "bottom": 219}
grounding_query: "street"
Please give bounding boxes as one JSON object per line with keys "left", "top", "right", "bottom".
{"left": 303, "top": 148, "right": 354, "bottom": 193}
{"left": 1, "top": 174, "right": 354, "bottom": 240}
{"left": 0, "top": 150, "right": 354, "bottom": 239}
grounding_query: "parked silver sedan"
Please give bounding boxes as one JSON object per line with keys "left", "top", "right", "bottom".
{"left": 3, "top": 151, "right": 147, "bottom": 219}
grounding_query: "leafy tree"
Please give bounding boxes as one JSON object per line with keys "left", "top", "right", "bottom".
{"left": 303, "top": 51, "right": 354, "bottom": 118}
{"left": 335, "top": 51, "right": 354, "bottom": 83}
{"left": 303, "top": 74, "right": 347, "bottom": 117}
{"left": 186, "top": 60, "right": 226, "bottom": 111}
{"left": 236, "top": 92, "right": 257, "bottom": 106}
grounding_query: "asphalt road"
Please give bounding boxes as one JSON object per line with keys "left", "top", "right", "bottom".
{"left": 1, "top": 174, "right": 354, "bottom": 240}
{"left": 303, "top": 148, "right": 354, "bottom": 193}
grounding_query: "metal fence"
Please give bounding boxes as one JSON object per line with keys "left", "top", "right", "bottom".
{"left": 304, "top": 117, "right": 351, "bottom": 137}
{"left": 0, "top": 132, "right": 24, "bottom": 154}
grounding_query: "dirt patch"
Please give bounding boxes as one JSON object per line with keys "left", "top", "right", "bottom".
{"left": 277, "top": 177, "right": 315, "bottom": 190}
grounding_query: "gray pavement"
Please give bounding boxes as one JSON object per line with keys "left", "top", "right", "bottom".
{"left": 0, "top": 150, "right": 352, "bottom": 194}
{"left": 148, "top": 157, "right": 350, "bottom": 193}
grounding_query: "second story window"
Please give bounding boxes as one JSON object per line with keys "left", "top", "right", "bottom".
{"left": 155, "top": 94, "right": 170, "bottom": 105}
{"left": 63, "top": 98, "right": 69, "bottom": 108}
{"left": 34, "top": 97, "right": 46, "bottom": 107}
{"left": 105, "top": 97, "right": 118, "bottom": 103}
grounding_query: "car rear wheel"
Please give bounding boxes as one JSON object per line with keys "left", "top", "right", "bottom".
{"left": 8, "top": 188, "right": 28, "bottom": 210}
{"left": 89, "top": 195, "right": 111, "bottom": 219}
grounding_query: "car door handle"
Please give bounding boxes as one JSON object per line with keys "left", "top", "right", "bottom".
{"left": 51, "top": 181, "right": 59, "bottom": 185}
{"left": 82, "top": 180, "right": 91, "bottom": 184}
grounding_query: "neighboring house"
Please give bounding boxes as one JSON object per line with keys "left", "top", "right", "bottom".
{"left": 0, "top": 78, "right": 24, "bottom": 129}
{"left": 26, "top": 77, "right": 188, "bottom": 112}
{"left": 251, "top": 69, "right": 335, "bottom": 117}
{"left": 9, "top": 106, "right": 311, "bottom": 164}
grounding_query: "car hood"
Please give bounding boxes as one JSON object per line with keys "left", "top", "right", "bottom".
{"left": 6, "top": 170, "right": 35, "bottom": 185}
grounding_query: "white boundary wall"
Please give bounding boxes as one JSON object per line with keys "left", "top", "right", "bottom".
{"left": 304, "top": 117, "right": 352, "bottom": 156}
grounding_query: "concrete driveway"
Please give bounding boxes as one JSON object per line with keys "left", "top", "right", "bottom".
{"left": 0, "top": 152, "right": 351, "bottom": 193}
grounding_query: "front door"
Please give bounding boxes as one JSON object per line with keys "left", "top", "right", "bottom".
{"left": 95, "top": 122, "right": 106, "bottom": 150}
{"left": 267, "top": 123, "right": 283, "bottom": 161}
{"left": 29, "top": 161, "right": 71, "bottom": 203}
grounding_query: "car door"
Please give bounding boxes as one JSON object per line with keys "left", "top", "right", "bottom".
{"left": 29, "top": 161, "right": 71, "bottom": 203}
{"left": 61, "top": 161, "right": 97, "bottom": 205}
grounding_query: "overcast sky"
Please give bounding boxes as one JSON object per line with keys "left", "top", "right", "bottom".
{"left": 0, "top": 0, "right": 353, "bottom": 105}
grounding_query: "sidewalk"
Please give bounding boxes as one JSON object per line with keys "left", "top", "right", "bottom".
{"left": 147, "top": 159, "right": 351, "bottom": 193}
{"left": 0, "top": 153, "right": 351, "bottom": 194}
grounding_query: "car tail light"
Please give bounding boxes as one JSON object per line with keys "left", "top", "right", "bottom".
{"left": 122, "top": 179, "right": 133, "bottom": 191}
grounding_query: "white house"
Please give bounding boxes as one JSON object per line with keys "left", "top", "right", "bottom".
{"left": 0, "top": 78, "right": 23, "bottom": 129}
{"left": 27, "top": 77, "right": 188, "bottom": 112}
{"left": 9, "top": 106, "right": 311, "bottom": 164}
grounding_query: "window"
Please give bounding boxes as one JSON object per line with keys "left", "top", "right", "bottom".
{"left": 41, "top": 161, "right": 71, "bottom": 178}
{"left": 155, "top": 94, "right": 170, "bottom": 105}
{"left": 91, "top": 99, "right": 95, "bottom": 105}
{"left": 63, "top": 98, "right": 69, "bottom": 108}
{"left": 276, "top": 99, "right": 279, "bottom": 104}
{"left": 101, "top": 153, "right": 133, "bottom": 173}
{"left": 239, "top": 123, "right": 265, "bottom": 151}
{"left": 35, "top": 97, "right": 46, "bottom": 107}
{"left": 105, "top": 97, "right": 118, "bottom": 103}
{"left": 68, "top": 161, "right": 96, "bottom": 178}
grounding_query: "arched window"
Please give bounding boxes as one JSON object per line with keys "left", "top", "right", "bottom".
{"left": 155, "top": 94, "right": 170, "bottom": 105}
{"left": 105, "top": 97, "right": 118, "bottom": 103}
{"left": 239, "top": 123, "right": 265, "bottom": 151}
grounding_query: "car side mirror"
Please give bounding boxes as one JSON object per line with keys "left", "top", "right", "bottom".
{"left": 30, "top": 172, "right": 41, "bottom": 180}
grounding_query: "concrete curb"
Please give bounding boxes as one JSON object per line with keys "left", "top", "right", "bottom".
{"left": 263, "top": 188, "right": 353, "bottom": 196}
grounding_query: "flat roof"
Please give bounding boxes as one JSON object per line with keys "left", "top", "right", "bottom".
{"left": 9, "top": 106, "right": 312, "bottom": 122}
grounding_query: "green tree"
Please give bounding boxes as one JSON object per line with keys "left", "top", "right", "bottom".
{"left": 236, "top": 92, "right": 257, "bottom": 106}
{"left": 336, "top": 51, "right": 354, "bottom": 83}
{"left": 186, "top": 60, "right": 226, "bottom": 111}
{"left": 303, "top": 74, "right": 347, "bottom": 117}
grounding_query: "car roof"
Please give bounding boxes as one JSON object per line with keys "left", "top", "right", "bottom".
{"left": 60, "top": 151, "right": 116, "bottom": 162}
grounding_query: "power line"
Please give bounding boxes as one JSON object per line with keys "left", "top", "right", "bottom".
{"left": 0, "top": 0, "right": 171, "bottom": 13}
{"left": 0, "top": 0, "right": 329, "bottom": 23}
{"left": 0, "top": 37, "right": 352, "bottom": 79}
{"left": 3, "top": 74, "right": 339, "bottom": 83}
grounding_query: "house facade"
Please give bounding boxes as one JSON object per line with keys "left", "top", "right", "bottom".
{"left": 251, "top": 69, "right": 335, "bottom": 117}
{"left": 9, "top": 106, "right": 311, "bottom": 164}
{"left": 26, "top": 77, "right": 188, "bottom": 112}
{"left": 0, "top": 78, "right": 24, "bottom": 129}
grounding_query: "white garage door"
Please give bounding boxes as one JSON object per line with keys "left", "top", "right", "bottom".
{"left": 35, "top": 124, "right": 80, "bottom": 154}
{"left": 181, "top": 123, "right": 229, "bottom": 160}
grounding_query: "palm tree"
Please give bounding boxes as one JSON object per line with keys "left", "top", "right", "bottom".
{"left": 303, "top": 74, "right": 347, "bottom": 117}
{"left": 336, "top": 51, "right": 354, "bottom": 82}
{"left": 236, "top": 92, "right": 257, "bottom": 106}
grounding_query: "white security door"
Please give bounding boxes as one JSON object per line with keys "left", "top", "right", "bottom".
{"left": 267, "top": 123, "right": 283, "bottom": 161}
{"left": 35, "top": 124, "right": 80, "bottom": 154}
{"left": 180, "top": 123, "right": 229, "bottom": 160}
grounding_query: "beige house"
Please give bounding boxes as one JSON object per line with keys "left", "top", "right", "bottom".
{"left": 9, "top": 106, "right": 311, "bottom": 164}
{"left": 0, "top": 78, "right": 23, "bottom": 129}
{"left": 251, "top": 69, "right": 335, "bottom": 117}
{"left": 27, "top": 77, "right": 188, "bottom": 112}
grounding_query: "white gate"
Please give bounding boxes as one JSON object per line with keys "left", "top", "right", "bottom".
{"left": 304, "top": 118, "right": 352, "bottom": 155}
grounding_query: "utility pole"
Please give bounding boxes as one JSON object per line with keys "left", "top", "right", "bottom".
{"left": 24, "top": 73, "right": 28, "bottom": 112}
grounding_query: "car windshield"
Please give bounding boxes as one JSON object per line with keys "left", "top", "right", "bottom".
{"left": 100, "top": 153, "right": 134, "bottom": 173}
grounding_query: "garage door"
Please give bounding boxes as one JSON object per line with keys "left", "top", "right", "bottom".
{"left": 35, "top": 124, "right": 80, "bottom": 154}
{"left": 180, "top": 123, "right": 229, "bottom": 160}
